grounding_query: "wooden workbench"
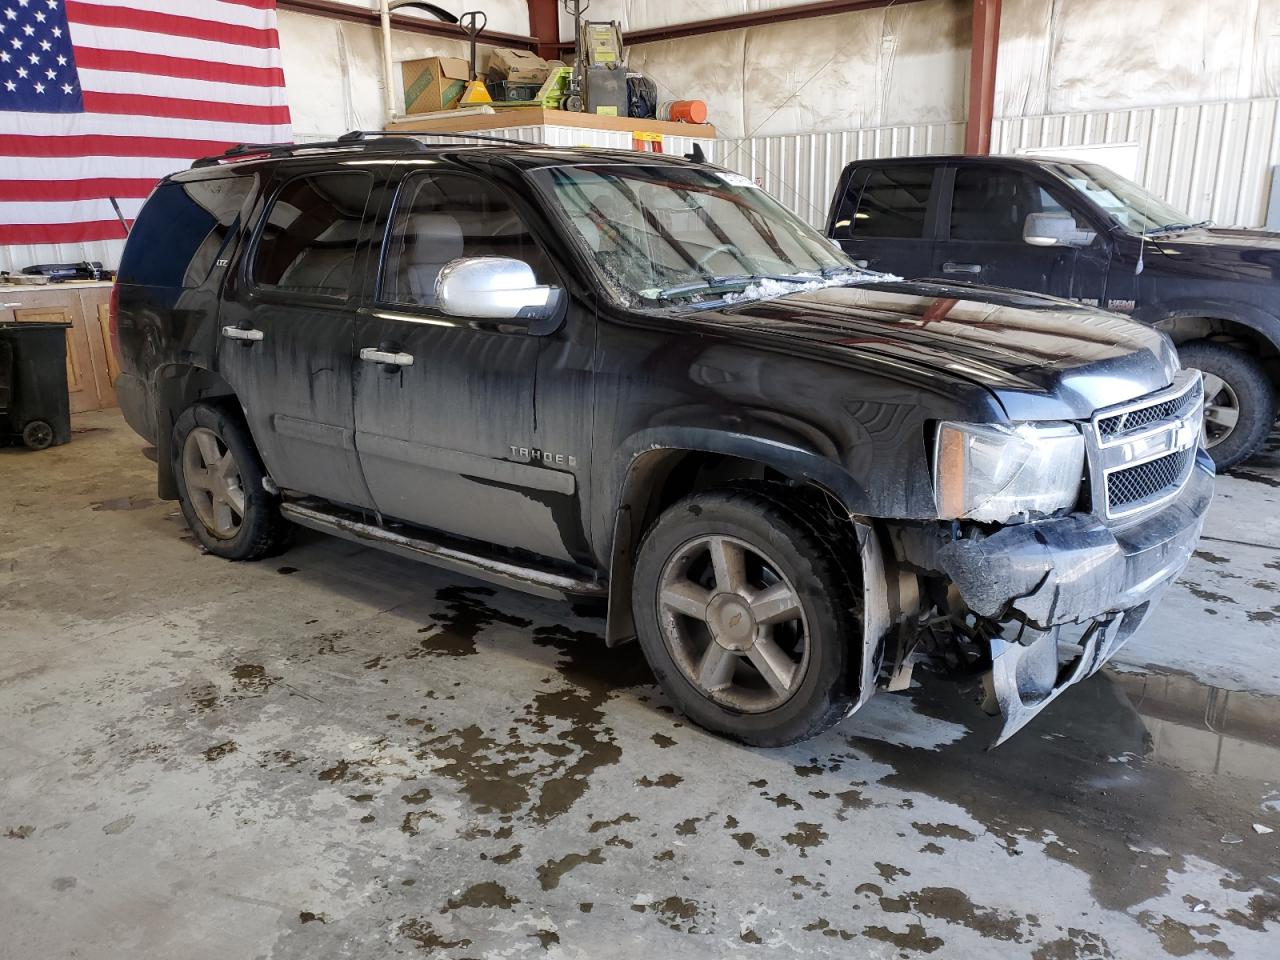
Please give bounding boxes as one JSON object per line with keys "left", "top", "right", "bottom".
{"left": 1, "top": 280, "right": 117, "bottom": 414}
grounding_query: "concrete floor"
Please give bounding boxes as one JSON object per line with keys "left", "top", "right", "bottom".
{"left": 2, "top": 410, "right": 1279, "bottom": 960}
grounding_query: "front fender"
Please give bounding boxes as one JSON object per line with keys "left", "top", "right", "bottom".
{"left": 602, "top": 427, "right": 874, "bottom": 535}
{"left": 1138, "top": 298, "right": 1280, "bottom": 352}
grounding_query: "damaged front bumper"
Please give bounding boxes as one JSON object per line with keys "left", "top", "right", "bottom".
{"left": 891, "top": 449, "right": 1215, "bottom": 743}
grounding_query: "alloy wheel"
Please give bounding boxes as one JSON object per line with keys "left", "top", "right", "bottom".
{"left": 182, "top": 426, "right": 246, "bottom": 539}
{"left": 657, "top": 534, "right": 810, "bottom": 713}
{"left": 1201, "top": 372, "right": 1240, "bottom": 448}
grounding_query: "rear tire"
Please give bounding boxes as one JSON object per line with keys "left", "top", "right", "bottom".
{"left": 631, "top": 483, "right": 860, "bottom": 747}
{"left": 1178, "top": 340, "right": 1275, "bottom": 470}
{"left": 173, "top": 402, "right": 289, "bottom": 560}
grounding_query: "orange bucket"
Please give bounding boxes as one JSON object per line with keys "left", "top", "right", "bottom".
{"left": 658, "top": 100, "right": 708, "bottom": 124}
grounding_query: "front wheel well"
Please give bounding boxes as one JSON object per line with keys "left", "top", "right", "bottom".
{"left": 603, "top": 449, "right": 844, "bottom": 646}
{"left": 153, "top": 365, "right": 240, "bottom": 499}
{"left": 1156, "top": 316, "right": 1280, "bottom": 379}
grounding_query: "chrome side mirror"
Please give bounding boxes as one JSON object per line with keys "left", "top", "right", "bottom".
{"left": 436, "top": 257, "right": 562, "bottom": 322}
{"left": 1023, "top": 212, "right": 1097, "bottom": 248}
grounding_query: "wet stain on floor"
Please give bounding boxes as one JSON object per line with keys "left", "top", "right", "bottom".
{"left": 851, "top": 667, "right": 1280, "bottom": 915}
{"left": 90, "top": 495, "right": 156, "bottom": 511}
{"left": 7, "top": 413, "right": 1280, "bottom": 960}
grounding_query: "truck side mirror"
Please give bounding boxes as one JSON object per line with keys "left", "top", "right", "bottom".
{"left": 1024, "top": 212, "right": 1097, "bottom": 248}
{"left": 436, "top": 257, "right": 563, "bottom": 324}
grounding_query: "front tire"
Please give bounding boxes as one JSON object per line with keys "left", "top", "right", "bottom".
{"left": 173, "top": 402, "right": 289, "bottom": 560}
{"left": 1178, "top": 340, "right": 1275, "bottom": 470}
{"left": 631, "top": 484, "right": 860, "bottom": 747}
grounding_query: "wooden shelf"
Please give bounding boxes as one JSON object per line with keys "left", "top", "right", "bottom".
{"left": 388, "top": 107, "right": 716, "bottom": 139}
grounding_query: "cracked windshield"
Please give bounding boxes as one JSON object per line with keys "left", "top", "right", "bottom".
{"left": 532, "top": 164, "right": 875, "bottom": 308}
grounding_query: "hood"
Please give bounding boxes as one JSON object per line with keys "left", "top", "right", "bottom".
{"left": 1155, "top": 226, "right": 1280, "bottom": 252}
{"left": 1149, "top": 228, "right": 1280, "bottom": 282}
{"left": 689, "top": 281, "right": 1180, "bottom": 421}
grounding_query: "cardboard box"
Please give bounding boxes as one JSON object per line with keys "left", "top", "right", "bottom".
{"left": 401, "top": 56, "right": 470, "bottom": 114}
{"left": 487, "top": 47, "right": 551, "bottom": 84}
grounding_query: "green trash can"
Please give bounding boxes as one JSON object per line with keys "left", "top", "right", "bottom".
{"left": 0, "top": 321, "right": 72, "bottom": 450}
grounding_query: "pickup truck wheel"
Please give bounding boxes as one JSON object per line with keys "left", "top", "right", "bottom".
{"left": 1178, "top": 341, "right": 1275, "bottom": 469}
{"left": 632, "top": 485, "right": 857, "bottom": 747}
{"left": 173, "top": 403, "right": 289, "bottom": 560}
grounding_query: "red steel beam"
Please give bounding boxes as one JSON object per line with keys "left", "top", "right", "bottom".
{"left": 965, "top": 0, "right": 1002, "bottom": 155}
{"left": 551, "top": 0, "right": 930, "bottom": 52}
{"left": 277, "top": 0, "right": 538, "bottom": 50}
{"left": 526, "top": 0, "right": 561, "bottom": 61}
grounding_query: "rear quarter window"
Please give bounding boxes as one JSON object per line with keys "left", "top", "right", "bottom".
{"left": 251, "top": 171, "right": 372, "bottom": 299}
{"left": 117, "top": 175, "right": 256, "bottom": 288}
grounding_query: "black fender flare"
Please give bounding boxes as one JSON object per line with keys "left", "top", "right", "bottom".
{"left": 600, "top": 427, "right": 873, "bottom": 646}
{"left": 1138, "top": 299, "right": 1280, "bottom": 356}
{"left": 151, "top": 362, "right": 239, "bottom": 499}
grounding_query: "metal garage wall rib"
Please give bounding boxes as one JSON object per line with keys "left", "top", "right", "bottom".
{"left": 713, "top": 98, "right": 1280, "bottom": 231}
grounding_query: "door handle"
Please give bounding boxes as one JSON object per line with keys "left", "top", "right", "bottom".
{"left": 359, "top": 346, "right": 414, "bottom": 367}
{"left": 222, "top": 325, "right": 264, "bottom": 342}
{"left": 942, "top": 262, "right": 982, "bottom": 275}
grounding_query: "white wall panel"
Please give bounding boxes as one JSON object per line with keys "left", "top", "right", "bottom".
{"left": 625, "top": 0, "right": 968, "bottom": 140}
{"left": 997, "top": 0, "right": 1280, "bottom": 117}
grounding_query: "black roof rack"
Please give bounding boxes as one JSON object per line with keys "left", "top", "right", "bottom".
{"left": 190, "top": 129, "right": 537, "bottom": 169}
{"left": 335, "top": 129, "right": 538, "bottom": 147}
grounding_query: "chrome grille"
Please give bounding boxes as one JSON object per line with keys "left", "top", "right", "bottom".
{"left": 1086, "top": 370, "right": 1203, "bottom": 522}
{"left": 1106, "top": 448, "right": 1194, "bottom": 511}
{"left": 1097, "top": 388, "right": 1198, "bottom": 439}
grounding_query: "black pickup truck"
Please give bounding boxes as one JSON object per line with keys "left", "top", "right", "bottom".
{"left": 111, "top": 134, "right": 1212, "bottom": 746}
{"left": 826, "top": 155, "right": 1280, "bottom": 468}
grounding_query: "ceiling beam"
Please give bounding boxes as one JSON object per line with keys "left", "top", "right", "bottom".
{"left": 277, "top": 0, "right": 539, "bottom": 50}
{"left": 551, "top": 0, "right": 930, "bottom": 52}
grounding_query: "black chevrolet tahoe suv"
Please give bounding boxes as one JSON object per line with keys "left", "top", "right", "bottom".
{"left": 827, "top": 155, "right": 1280, "bottom": 468}
{"left": 112, "top": 133, "right": 1213, "bottom": 746}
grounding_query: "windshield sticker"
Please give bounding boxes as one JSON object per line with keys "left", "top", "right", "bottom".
{"left": 719, "top": 172, "right": 761, "bottom": 189}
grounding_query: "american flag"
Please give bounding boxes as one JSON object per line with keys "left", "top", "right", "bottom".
{"left": 0, "top": 0, "right": 291, "bottom": 247}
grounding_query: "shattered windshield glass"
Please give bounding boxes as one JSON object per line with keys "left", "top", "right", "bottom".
{"left": 529, "top": 164, "right": 882, "bottom": 309}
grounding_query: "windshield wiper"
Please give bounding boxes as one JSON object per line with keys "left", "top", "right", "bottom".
{"left": 1146, "top": 219, "right": 1212, "bottom": 235}
{"left": 654, "top": 274, "right": 817, "bottom": 300}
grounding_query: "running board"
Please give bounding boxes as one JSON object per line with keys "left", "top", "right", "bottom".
{"left": 280, "top": 502, "right": 606, "bottom": 601}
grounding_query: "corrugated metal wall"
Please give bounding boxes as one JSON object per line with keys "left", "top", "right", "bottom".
{"left": 713, "top": 97, "right": 1280, "bottom": 230}
{"left": 711, "top": 121, "right": 967, "bottom": 226}
{"left": 994, "top": 98, "right": 1280, "bottom": 230}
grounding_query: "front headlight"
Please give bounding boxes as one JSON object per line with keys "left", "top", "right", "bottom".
{"left": 934, "top": 421, "right": 1085, "bottom": 523}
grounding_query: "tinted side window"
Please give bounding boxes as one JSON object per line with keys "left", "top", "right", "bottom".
{"left": 379, "top": 172, "right": 555, "bottom": 308}
{"left": 949, "top": 168, "right": 1079, "bottom": 242}
{"left": 835, "top": 166, "right": 934, "bottom": 240}
{"left": 117, "top": 176, "right": 254, "bottom": 288}
{"left": 252, "top": 172, "right": 372, "bottom": 298}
